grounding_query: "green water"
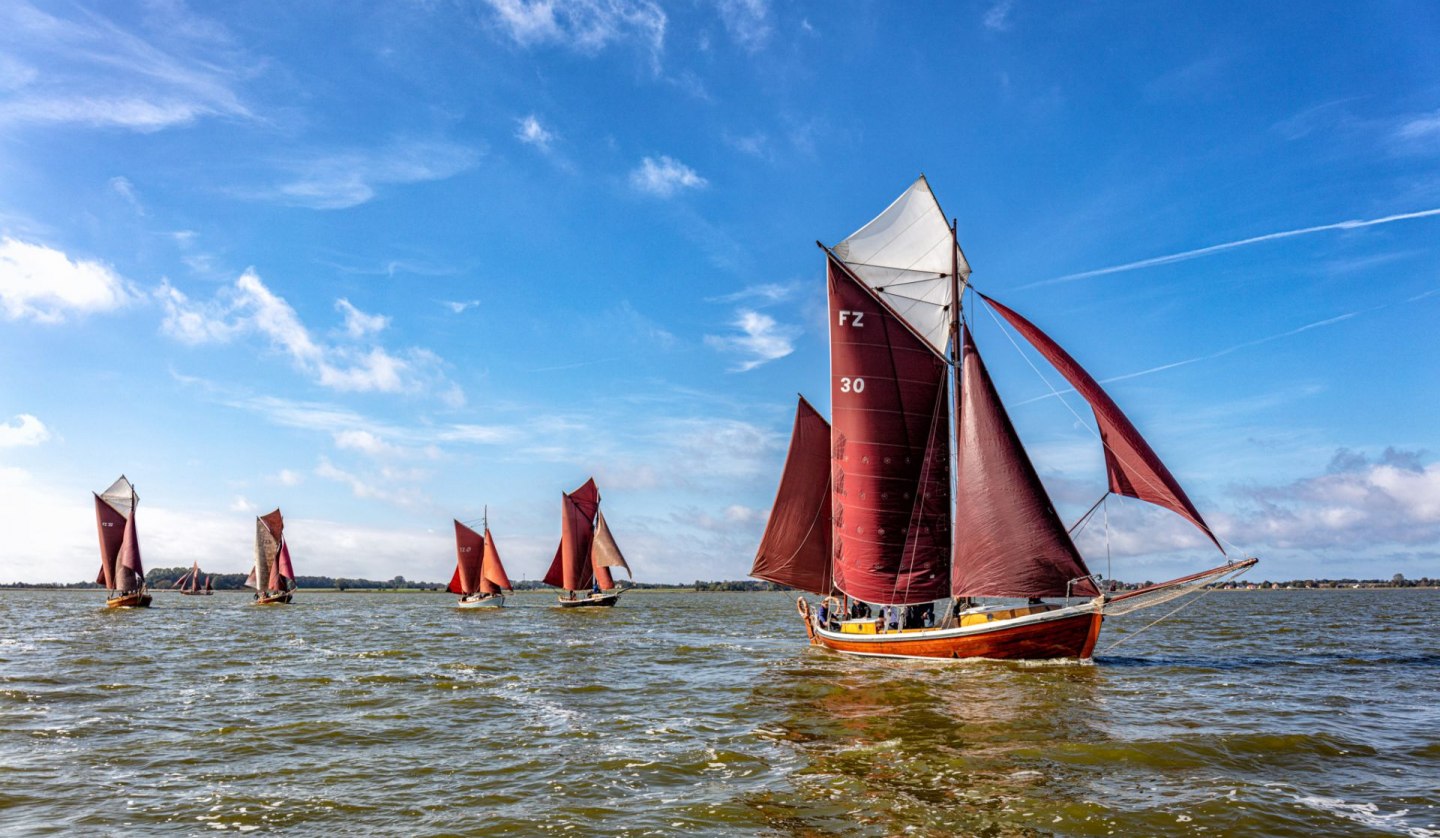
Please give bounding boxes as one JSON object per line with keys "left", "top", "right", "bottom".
{"left": 1, "top": 589, "right": 1436, "bottom": 835}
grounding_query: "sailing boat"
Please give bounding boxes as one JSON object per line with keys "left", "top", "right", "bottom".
{"left": 172, "top": 561, "right": 214, "bottom": 596}
{"left": 544, "top": 477, "right": 632, "bottom": 607}
{"left": 449, "top": 512, "right": 514, "bottom": 608}
{"left": 247, "top": 508, "right": 296, "bottom": 605}
{"left": 94, "top": 475, "right": 151, "bottom": 608}
{"left": 752, "top": 177, "right": 1256, "bottom": 661}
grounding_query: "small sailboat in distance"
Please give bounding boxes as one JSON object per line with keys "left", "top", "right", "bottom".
{"left": 753, "top": 177, "right": 1256, "bottom": 661}
{"left": 172, "top": 561, "right": 213, "bottom": 595}
{"left": 545, "top": 478, "right": 632, "bottom": 607}
{"left": 449, "top": 511, "right": 514, "bottom": 608}
{"left": 94, "top": 475, "right": 151, "bottom": 608}
{"left": 247, "top": 508, "right": 296, "bottom": 605}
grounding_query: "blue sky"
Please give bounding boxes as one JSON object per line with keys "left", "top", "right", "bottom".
{"left": 1, "top": 0, "right": 1437, "bottom": 586}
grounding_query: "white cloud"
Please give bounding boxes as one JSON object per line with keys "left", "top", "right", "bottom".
{"left": 109, "top": 176, "right": 145, "bottom": 215}
{"left": 0, "top": 1, "right": 252, "bottom": 132}
{"left": 983, "top": 0, "right": 1014, "bottom": 31}
{"left": 333, "top": 429, "right": 402, "bottom": 459}
{"left": 276, "top": 469, "right": 302, "bottom": 486}
{"left": 314, "top": 457, "right": 425, "bottom": 507}
{"left": 717, "top": 0, "right": 771, "bottom": 52}
{"left": 0, "top": 237, "right": 133, "bottom": 323}
{"left": 229, "top": 495, "right": 256, "bottom": 513}
{"left": 336, "top": 298, "right": 389, "bottom": 338}
{"left": 705, "top": 282, "right": 797, "bottom": 304}
{"left": 444, "top": 299, "right": 480, "bottom": 314}
{"left": 515, "top": 114, "right": 555, "bottom": 150}
{"left": 248, "top": 141, "right": 481, "bottom": 210}
{"left": 1396, "top": 109, "right": 1440, "bottom": 144}
{"left": 0, "top": 414, "right": 51, "bottom": 447}
{"left": 160, "top": 269, "right": 456, "bottom": 397}
{"left": 629, "top": 155, "right": 707, "bottom": 197}
{"left": 704, "top": 309, "right": 797, "bottom": 371}
{"left": 482, "top": 0, "right": 667, "bottom": 66}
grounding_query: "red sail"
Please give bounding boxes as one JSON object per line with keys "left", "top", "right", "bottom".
{"left": 828, "top": 257, "right": 952, "bottom": 605}
{"left": 261, "top": 509, "right": 284, "bottom": 541}
{"left": 117, "top": 505, "right": 143, "bottom": 590}
{"left": 451, "top": 520, "right": 484, "bottom": 594}
{"left": 543, "top": 478, "right": 600, "bottom": 591}
{"left": 750, "top": 395, "right": 834, "bottom": 596}
{"left": 277, "top": 542, "right": 295, "bottom": 583}
{"left": 953, "top": 327, "right": 1097, "bottom": 598}
{"left": 480, "top": 527, "right": 513, "bottom": 593}
{"left": 93, "top": 494, "right": 124, "bottom": 589}
{"left": 980, "top": 294, "right": 1222, "bottom": 552}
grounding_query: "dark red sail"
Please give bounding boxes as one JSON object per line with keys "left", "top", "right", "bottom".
{"left": 543, "top": 478, "right": 600, "bottom": 591}
{"left": 953, "top": 327, "right": 1098, "bottom": 598}
{"left": 828, "top": 256, "right": 952, "bottom": 605}
{"left": 750, "top": 396, "right": 834, "bottom": 596}
{"left": 117, "top": 512, "right": 143, "bottom": 590}
{"left": 450, "top": 520, "right": 484, "bottom": 594}
{"left": 480, "top": 527, "right": 513, "bottom": 594}
{"left": 93, "top": 494, "right": 124, "bottom": 589}
{"left": 277, "top": 542, "right": 295, "bottom": 585}
{"left": 979, "top": 294, "right": 1222, "bottom": 552}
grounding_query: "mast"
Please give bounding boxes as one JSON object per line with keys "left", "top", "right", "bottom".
{"left": 949, "top": 218, "right": 962, "bottom": 582}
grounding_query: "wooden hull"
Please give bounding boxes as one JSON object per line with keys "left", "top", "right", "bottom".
{"left": 252, "top": 591, "right": 293, "bottom": 605}
{"left": 557, "top": 592, "right": 621, "bottom": 608}
{"left": 106, "top": 592, "right": 152, "bottom": 609}
{"left": 457, "top": 594, "right": 504, "bottom": 609}
{"left": 179, "top": 591, "right": 213, "bottom": 596}
{"left": 807, "top": 602, "right": 1103, "bottom": 661}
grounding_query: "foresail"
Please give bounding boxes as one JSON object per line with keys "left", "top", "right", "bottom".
{"left": 590, "top": 511, "right": 630, "bottom": 577}
{"left": 750, "top": 396, "right": 833, "bottom": 596}
{"left": 481, "top": 527, "right": 514, "bottom": 593}
{"left": 829, "top": 257, "right": 952, "bottom": 605}
{"left": 953, "top": 328, "right": 1098, "bottom": 598}
{"left": 980, "top": 294, "right": 1223, "bottom": 552}
{"left": 117, "top": 511, "right": 143, "bottom": 589}
{"left": 831, "top": 176, "right": 967, "bottom": 355}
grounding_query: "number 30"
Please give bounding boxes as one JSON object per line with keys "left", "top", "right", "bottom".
{"left": 840, "top": 377, "right": 865, "bottom": 393}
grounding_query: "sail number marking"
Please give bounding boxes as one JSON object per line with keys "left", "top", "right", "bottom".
{"left": 838, "top": 310, "right": 865, "bottom": 328}
{"left": 839, "top": 377, "right": 866, "bottom": 393}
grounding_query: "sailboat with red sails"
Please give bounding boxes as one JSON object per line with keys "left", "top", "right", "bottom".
{"left": 449, "top": 511, "right": 514, "bottom": 608}
{"left": 172, "top": 561, "right": 214, "bottom": 596}
{"left": 94, "top": 475, "right": 151, "bottom": 608}
{"left": 247, "top": 508, "right": 296, "bottom": 605}
{"left": 544, "top": 477, "right": 632, "bottom": 607}
{"left": 752, "top": 177, "right": 1256, "bottom": 661}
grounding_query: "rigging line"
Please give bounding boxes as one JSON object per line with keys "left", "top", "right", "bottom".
{"left": 1104, "top": 496, "right": 1112, "bottom": 583}
{"left": 978, "top": 297, "right": 1224, "bottom": 550}
{"left": 1068, "top": 494, "right": 1109, "bottom": 534}
{"left": 1100, "top": 582, "right": 1221, "bottom": 654}
{"left": 841, "top": 262, "right": 947, "bottom": 278}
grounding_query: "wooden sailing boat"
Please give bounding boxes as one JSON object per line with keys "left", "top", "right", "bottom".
{"left": 247, "top": 508, "right": 296, "bottom": 605}
{"left": 544, "top": 477, "right": 632, "bottom": 607}
{"left": 449, "top": 511, "right": 514, "bottom": 608}
{"left": 752, "top": 177, "right": 1257, "bottom": 661}
{"left": 94, "top": 475, "right": 151, "bottom": 608}
{"left": 172, "top": 561, "right": 214, "bottom": 596}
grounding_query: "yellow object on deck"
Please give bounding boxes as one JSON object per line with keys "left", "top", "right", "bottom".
{"left": 839, "top": 620, "right": 878, "bottom": 635}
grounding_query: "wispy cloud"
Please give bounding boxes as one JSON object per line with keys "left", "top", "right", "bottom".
{"left": 1395, "top": 108, "right": 1440, "bottom": 144}
{"left": 336, "top": 298, "right": 389, "bottom": 338}
{"left": 515, "top": 114, "right": 555, "bottom": 150}
{"left": 159, "top": 269, "right": 458, "bottom": 398}
{"left": 0, "top": 1, "right": 252, "bottom": 132}
{"left": 1026, "top": 206, "right": 1440, "bottom": 288}
{"left": 717, "top": 0, "right": 772, "bottom": 52}
{"left": 629, "top": 155, "right": 707, "bottom": 197}
{"left": 704, "top": 282, "right": 798, "bottom": 305}
{"left": 481, "top": 0, "right": 666, "bottom": 69}
{"left": 244, "top": 141, "right": 482, "bottom": 210}
{"left": 443, "top": 299, "right": 481, "bottom": 314}
{"left": 109, "top": 176, "right": 145, "bottom": 215}
{"left": 983, "top": 0, "right": 1014, "bottom": 32}
{"left": 0, "top": 237, "right": 134, "bottom": 323}
{"left": 0, "top": 414, "right": 51, "bottom": 448}
{"left": 704, "top": 309, "right": 797, "bottom": 371}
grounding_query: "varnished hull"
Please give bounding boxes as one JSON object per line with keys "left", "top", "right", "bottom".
{"left": 106, "top": 592, "right": 152, "bottom": 609}
{"left": 179, "top": 591, "right": 213, "bottom": 596}
{"left": 253, "top": 591, "right": 293, "bottom": 605}
{"left": 809, "top": 605, "right": 1103, "bottom": 661}
{"left": 457, "top": 594, "right": 504, "bottom": 609}
{"left": 557, "top": 592, "right": 620, "bottom": 608}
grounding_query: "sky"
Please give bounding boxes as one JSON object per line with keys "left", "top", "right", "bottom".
{"left": 1, "top": 0, "right": 1438, "bottom": 587}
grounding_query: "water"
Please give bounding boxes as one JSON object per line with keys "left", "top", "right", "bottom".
{"left": 0, "top": 589, "right": 1436, "bottom": 836}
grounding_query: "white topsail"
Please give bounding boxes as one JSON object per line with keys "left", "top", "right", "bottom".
{"left": 100, "top": 475, "right": 136, "bottom": 519}
{"left": 831, "top": 176, "right": 969, "bottom": 355}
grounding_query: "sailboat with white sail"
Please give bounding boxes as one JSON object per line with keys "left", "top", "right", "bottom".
{"left": 752, "top": 177, "right": 1256, "bottom": 661}
{"left": 449, "top": 512, "right": 514, "bottom": 608}
{"left": 544, "top": 478, "right": 632, "bottom": 607}
{"left": 247, "top": 508, "right": 296, "bottom": 605}
{"left": 93, "top": 475, "right": 151, "bottom": 608}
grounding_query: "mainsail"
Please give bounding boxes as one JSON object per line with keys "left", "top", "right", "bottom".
{"left": 448, "top": 520, "right": 485, "bottom": 595}
{"left": 750, "top": 396, "right": 833, "bottom": 595}
{"left": 93, "top": 476, "right": 143, "bottom": 592}
{"left": 952, "top": 327, "right": 1098, "bottom": 598}
{"left": 248, "top": 509, "right": 292, "bottom": 592}
{"left": 544, "top": 478, "right": 601, "bottom": 591}
{"left": 827, "top": 256, "right": 952, "bottom": 605}
{"left": 979, "top": 293, "right": 1223, "bottom": 552}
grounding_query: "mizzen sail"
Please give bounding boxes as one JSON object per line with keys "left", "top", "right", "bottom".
{"left": 750, "top": 396, "right": 833, "bottom": 596}
{"left": 952, "top": 327, "right": 1098, "bottom": 598}
{"left": 590, "top": 510, "right": 630, "bottom": 590}
{"left": 980, "top": 293, "right": 1222, "bottom": 552}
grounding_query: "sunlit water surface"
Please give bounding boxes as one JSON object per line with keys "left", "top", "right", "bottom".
{"left": 1, "top": 589, "right": 1436, "bottom": 836}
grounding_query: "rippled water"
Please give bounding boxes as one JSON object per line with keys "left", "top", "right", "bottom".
{"left": 1, "top": 589, "right": 1436, "bottom": 836}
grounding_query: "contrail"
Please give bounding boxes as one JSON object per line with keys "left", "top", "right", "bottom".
{"left": 1021, "top": 207, "right": 1440, "bottom": 289}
